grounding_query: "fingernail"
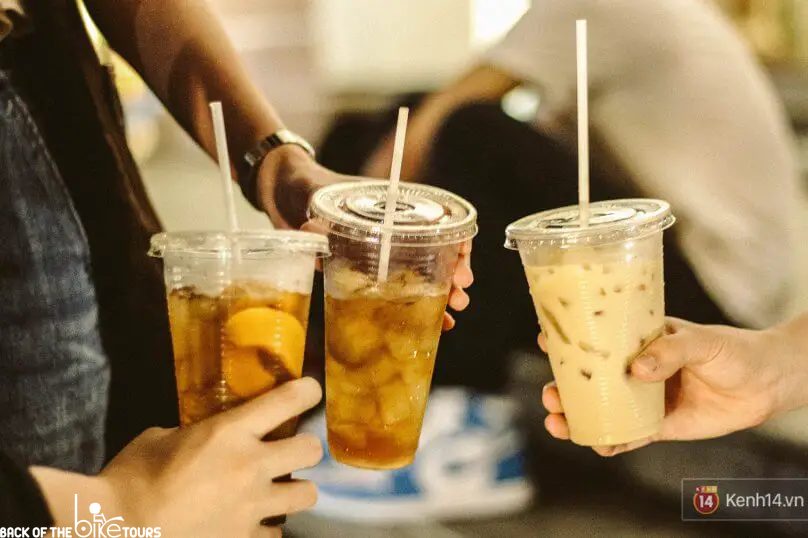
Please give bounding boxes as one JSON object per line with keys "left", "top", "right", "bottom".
{"left": 632, "top": 354, "right": 658, "bottom": 375}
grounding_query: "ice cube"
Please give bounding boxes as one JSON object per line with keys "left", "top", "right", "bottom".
{"left": 400, "top": 359, "right": 432, "bottom": 388}
{"left": 368, "top": 358, "right": 399, "bottom": 387}
{"left": 377, "top": 381, "right": 412, "bottom": 426}
{"left": 329, "top": 421, "right": 368, "bottom": 450}
{"left": 328, "top": 360, "right": 369, "bottom": 396}
{"left": 330, "top": 394, "right": 377, "bottom": 424}
{"left": 326, "top": 315, "right": 383, "bottom": 366}
{"left": 385, "top": 330, "right": 419, "bottom": 362}
{"left": 400, "top": 295, "right": 446, "bottom": 330}
{"left": 338, "top": 376, "right": 368, "bottom": 397}
{"left": 329, "top": 265, "right": 373, "bottom": 297}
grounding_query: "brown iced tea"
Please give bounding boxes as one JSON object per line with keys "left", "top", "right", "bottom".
{"left": 167, "top": 281, "right": 310, "bottom": 432}
{"left": 325, "top": 268, "right": 447, "bottom": 469}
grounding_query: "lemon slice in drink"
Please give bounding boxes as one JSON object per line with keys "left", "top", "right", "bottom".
{"left": 222, "top": 307, "right": 306, "bottom": 398}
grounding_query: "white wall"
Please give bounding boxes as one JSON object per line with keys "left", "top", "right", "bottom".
{"left": 311, "top": 0, "right": 472, "bottom": 93}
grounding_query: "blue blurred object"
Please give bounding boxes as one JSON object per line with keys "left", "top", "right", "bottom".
{"left": 300, "top": 388, "right": 534, "bottom": 524}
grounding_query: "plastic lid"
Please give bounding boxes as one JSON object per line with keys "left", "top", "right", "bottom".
{"left": 148, "top": 230, "right": 330, "bottom": 258}
{"left": 308, "top": 180, "right": 478, "bottom": 246}
{"left": 504, "top": 199, "right": 674, "bottom": 249}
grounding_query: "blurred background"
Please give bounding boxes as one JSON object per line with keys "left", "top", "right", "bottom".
{"left": 88, "top": 1, "right": 808, "bottom": 536}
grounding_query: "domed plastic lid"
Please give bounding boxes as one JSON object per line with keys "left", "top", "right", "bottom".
{"left": 148, "top": 230, "right": 330, "bottom": 258}
{"left": 308, "top": 180, "right": 478, "bottom": 246}
{"left": 504, "top": 199, "right": 674, "bottom": 249}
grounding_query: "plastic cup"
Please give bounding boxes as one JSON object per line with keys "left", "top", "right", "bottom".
{"left": 309, "top": 180, "right": 477, "bottom": 469}
{"left": 505, "top": 200, "right": 675, "bottom": 446}
{"left": 148, "top": 231, "right": 329, "bottom": 431}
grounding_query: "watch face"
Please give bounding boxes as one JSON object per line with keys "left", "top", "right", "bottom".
{"left": 275, "top": 130, "right": 316, "bottom": 157}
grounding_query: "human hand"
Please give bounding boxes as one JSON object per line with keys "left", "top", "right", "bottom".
{"left": 99, "top": 377, "right": 323, "bottom": 537}
{"left": 257, "top": 145, "right": 355, "bottom": 229}
{"left": 539, "top": 317, "right": 807, "bottom": 456}
{"left": 442, "top": 240, "right": 473, "bottom": 331}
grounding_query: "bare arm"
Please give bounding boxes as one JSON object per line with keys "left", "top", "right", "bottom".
{"left": 83, "top": 0, "right": 282, "bottom": 169}
{"left": 363, "top": 64, "right": 521, "bottom": 180}
{"left": 79, "top": 0, "right": 477, "bottom": 316}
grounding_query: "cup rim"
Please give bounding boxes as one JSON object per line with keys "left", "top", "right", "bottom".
{"left": 504, "top": 199, "right": 674, "bottom": 249}
{"left": 148, "top": 230, "right": 331, "bottom": 258}
{"left": 308, "top": 180, "right": 478, "bottom": 246}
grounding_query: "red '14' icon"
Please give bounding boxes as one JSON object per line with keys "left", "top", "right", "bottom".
{"left": 694, "top": 485, "right": 720, "bottom": 515}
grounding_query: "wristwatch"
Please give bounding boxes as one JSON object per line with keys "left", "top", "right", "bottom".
{"left": 238, "top": 129, "right": 316, "bottom": 210}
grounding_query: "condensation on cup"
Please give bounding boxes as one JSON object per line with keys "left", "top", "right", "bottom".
{"left": 505, "top": 200, "right": 675, "bottom": 446}
{"left": 309, "top": 180, "right": 478, "bottom": 469}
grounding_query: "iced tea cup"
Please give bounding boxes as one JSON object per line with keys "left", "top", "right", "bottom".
{"left": 505, "top": 200, "right": 675, "bottom": 446}
{"left": 309, "top": 181, "right": 477, "bottom": 469}
{"left": 148, "top": 231, "right": 329, "bottom": 433}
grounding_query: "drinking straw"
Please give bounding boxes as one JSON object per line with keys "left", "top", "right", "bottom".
{"left": 209, "top": 102, "right": 242, "bottom": 269}
{"left": 377, "top": 107, "right": 409, "bottom": 283}
{"left": 210, "top": 101, "right": 240, "bottom": 234}
{"left": 576, "top": 19, "right": 590, "bottom": 226}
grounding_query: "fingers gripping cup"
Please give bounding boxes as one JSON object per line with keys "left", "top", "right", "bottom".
{"left": 149, "top": 231, "right": 329, "bottom": 432}
{"left": 309, "top": 181, "right": 477, "bottom": 469}
{"left": 505, "top": 200, "right": 675, "bottom": 446}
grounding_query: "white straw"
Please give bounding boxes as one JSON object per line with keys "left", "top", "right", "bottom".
{"left": 377, "top": 107, "right": 409, "bottom": 283}
{"left": 210, "top": 102, "right": 240, "bottom": 233}
{"left": 576, "top": 19, "right": 590, "bottom": 226}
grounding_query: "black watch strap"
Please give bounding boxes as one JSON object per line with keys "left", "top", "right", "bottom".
{"left": 238, "top": 162, "right": 262, "bottom": 211}
{"left": 237, "top": 129, "right": 315, "bottom": 211}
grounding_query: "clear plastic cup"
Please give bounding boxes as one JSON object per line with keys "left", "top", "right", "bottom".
{"left": 309, "top": 180, "right": 477, "bottom": 469}
{"left": 505, "top": 200, "right": 675, "bottom": 446}
{"left": 148, "top": 231, "right": 329, "bottom": 432}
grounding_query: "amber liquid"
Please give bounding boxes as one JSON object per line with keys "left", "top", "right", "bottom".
{"left": 325, "top": 289, "right": 447, "bottom": 469}
{"left": 166, "top": 282, "right": 310, "bottom": 426}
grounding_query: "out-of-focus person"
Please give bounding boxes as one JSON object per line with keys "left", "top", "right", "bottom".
{"left": 312, "top": 0, "right": 801, "bottom": 522}
{"left": 0, "top": 0, "right": 336, "bottom": 475}
{"left": 0, "top": 0, "right": 473, "bottom": 475}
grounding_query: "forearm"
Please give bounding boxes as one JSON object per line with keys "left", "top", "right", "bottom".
{"left": 30, "top": 467, "right": 120, "bottom": 527}
{"left": 431, "top": 64, "right": 520, "bottom": 109}
{"left": 84, "top": 0, "right": 283, "bottom": 169}
{"left": 412, "top": 64, "right": 520, "bottom": 143}
{"left": 372, "top": 64, "right": 520, "bottom": 179}
{"left": 767, "top": 313, "right": 808, "bottom": 415}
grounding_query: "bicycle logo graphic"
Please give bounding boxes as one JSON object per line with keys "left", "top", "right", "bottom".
{"left": 73, "top": 496, "right": 126, "bottom": 538}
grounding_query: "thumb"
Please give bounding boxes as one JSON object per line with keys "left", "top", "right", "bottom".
{"left": 631, "top": 318, "right": 724, "bottom": 382}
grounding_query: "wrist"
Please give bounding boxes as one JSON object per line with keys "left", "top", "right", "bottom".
{"left": 30, "top": 467, "right": 127, "bottom": 527}
{"left": 96, "top": 471, "right": 156, "bottom": 528}
{"left": 256, "top": 144, "right": 315, "bottom": 199}
{"left": 765, "top": 317, "right": 808, "bottom": 415}
{"left": 261, "top": 143, "right": 315, "bottom": 173}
